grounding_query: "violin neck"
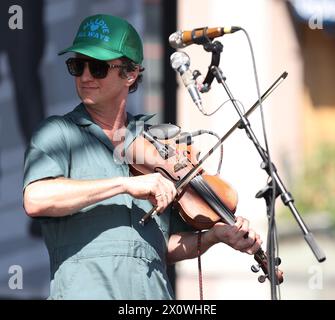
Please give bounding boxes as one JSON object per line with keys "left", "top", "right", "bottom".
{"left": 190, "top": 175, "right": 282, "bottom": 284}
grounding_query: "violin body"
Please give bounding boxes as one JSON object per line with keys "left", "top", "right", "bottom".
{"left": 176, "top": 174, "right": 237, "bottom": 230}
{"left": 126, "top": 133, "right": 237, "bottom": 229}
{"left": 125, "top": 127, "right": 283, "bottom": 284}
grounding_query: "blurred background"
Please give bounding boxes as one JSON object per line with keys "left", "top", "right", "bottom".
{"left": 0, "top": 0, "right": 334, "bottom": 300}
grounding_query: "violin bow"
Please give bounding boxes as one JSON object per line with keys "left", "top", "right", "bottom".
{"left": 140, "top": 71, "right": 288, "bottom": 225}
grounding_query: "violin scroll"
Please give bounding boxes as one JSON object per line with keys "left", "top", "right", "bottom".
{"left": 252, "top": 249, "right": 283, "bottom": 284}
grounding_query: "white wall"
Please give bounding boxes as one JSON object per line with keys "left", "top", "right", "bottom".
{"left": 175, "top": 0, "right": 303, "bottom": 300}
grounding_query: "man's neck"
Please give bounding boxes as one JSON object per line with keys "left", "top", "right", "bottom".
{"left": 84, "top": 100, "right": 129, "bottom": 151}
{"left": 84, "top": 101, "right": 127, "bottom": 132}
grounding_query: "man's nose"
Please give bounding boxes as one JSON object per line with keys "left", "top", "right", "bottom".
{"left": 81, "top": 63, "right": 94, "bottom": 81}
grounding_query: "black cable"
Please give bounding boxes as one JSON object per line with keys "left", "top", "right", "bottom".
{"left": 197, "top": 97, "right": 246, "bottom": 116}
{"left": 176, "top": 129, "right": 224, "bottom": 174}
{"left": 240, "top": 27, "right": 280, "bottom": 299}
{"left": 192, "top": 130, "right": 223, "bottom": 174}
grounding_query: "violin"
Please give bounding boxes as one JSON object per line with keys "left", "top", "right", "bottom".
{"left": 125, "top": 124, "right": 284, "bottom": 284}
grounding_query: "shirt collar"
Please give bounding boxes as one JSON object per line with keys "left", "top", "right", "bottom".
{"left": 67, "top": 103, "right": 94, "bottom": 126}
{"left": 67, "top": 103, "right": 156, "bottom": 153}
{"left": 67, "top": 103, "right": 155, "bottom": 127}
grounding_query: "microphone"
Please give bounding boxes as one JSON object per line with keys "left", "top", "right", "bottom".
{"left": 170, "top": 51, "right": 203, "bottom": 112}
{"left": 169, "top": 26, "right": 241, "bottom": 49}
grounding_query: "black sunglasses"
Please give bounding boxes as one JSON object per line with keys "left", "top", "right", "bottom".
{"left": 65, "top": 57, "right": 125, "bottom": 79}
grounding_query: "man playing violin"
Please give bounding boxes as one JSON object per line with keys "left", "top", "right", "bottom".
{"left": 23, "top": 14, "right": 262, "bottom": 299}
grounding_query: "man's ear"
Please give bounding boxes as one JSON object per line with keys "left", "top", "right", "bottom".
{"left": 126, "top": 69, "right": 139, "bottom": 86}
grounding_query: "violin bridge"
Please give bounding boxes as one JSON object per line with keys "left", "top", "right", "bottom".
{"left": 174, "top": 160, "right": 188, "bottom": 172}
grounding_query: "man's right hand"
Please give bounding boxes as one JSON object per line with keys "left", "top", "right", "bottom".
{"left": 124, "top": 173, "right": 177, "bottom": 213}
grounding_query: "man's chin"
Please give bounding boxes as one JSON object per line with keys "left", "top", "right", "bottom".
{"left": 81, "top": 98, "right": 96, "bottom": 106}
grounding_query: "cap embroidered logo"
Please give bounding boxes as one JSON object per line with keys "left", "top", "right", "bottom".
{"left": 77, "top": 18, "right": 110, "bottom": 42}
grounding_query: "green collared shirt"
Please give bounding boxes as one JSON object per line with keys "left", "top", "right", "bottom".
{"left": 23, "top": 103, "right": 193, "bottom": 300}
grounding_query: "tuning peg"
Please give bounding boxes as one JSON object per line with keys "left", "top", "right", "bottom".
{"left": 275, "top": 257, "right": 281, "bottom": 266}
{"left": 251, "top": 264, "right": 260, "bottom": 273}
{"left": 258, "top": 275, "right": 268, "bottom": 283}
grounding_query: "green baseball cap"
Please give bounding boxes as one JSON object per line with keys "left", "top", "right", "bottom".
{"left": 58, "top": 14, "right": 143, "bottom": 64}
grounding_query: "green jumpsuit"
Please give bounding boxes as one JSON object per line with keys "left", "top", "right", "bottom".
{"left": 23, "top": 103, "right": 193, "bottom": 300}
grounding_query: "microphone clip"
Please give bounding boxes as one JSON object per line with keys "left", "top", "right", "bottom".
{"left": 191, "top": 27, "right": 213, "bottom": 46}
{"left": 199, "top": 40, "right": 224, "bottom": 93}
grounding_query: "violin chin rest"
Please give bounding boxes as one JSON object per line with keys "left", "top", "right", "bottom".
{"left": 147, "top": 123, "right": 181, "bottom": 140}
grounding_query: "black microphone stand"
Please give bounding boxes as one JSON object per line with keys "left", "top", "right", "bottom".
{"left": 202, "top": 40, "right": 326, "bottom": 300}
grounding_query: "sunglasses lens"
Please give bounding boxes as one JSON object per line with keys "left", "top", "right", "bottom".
{"left": 88, "top": 60, "right": 109, "bottom": 79}
{"left": 66, "top": 58, "right": 84, "bottom": 77}
{"left": 66, "top": 58, "right": 111, "bottom": 79}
